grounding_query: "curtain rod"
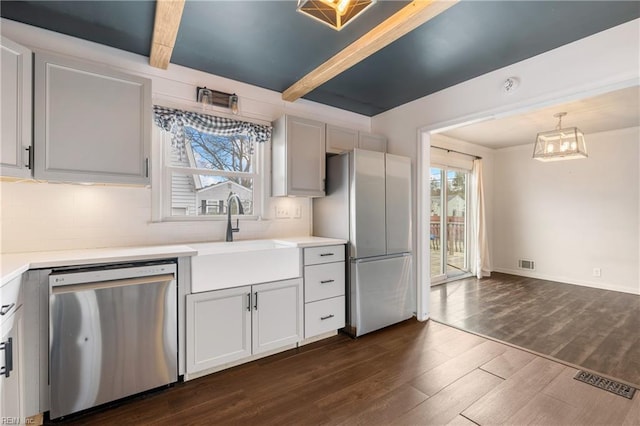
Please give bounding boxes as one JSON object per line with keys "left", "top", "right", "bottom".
{"left": 431, "top": 145, "right": 482, "bottom": 160}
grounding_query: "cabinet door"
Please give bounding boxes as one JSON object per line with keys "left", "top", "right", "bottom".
{"left": 186, "top": 286, "right": 252, "bottom": 373}
{"left": 34, "top": 53, "right": 151, "bottom": 184}
{"left": 326, "top": 124, "right": 357, "bottom": 154}
{"left": 0, "top": 306, "right": 23, "bottom": 420}
{"left": 0, "top": 37, "right": 32, "bottom": 178}
{"left": 287, "top": 116, "right": 325, "bottom": 197}
{"left": 358, "top": 132, "right": 387, "bottom": 153}
{"left": 252, "top": 278, "right": 302, "bottom": 355}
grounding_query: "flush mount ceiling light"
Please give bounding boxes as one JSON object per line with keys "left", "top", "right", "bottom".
{"left": 533, "top": 112, "right": 587, "bottom": 162}
{"left": 297, "top": 0, "right": 376, "bottom": 31}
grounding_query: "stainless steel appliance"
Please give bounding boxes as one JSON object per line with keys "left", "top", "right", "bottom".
{"left": 313, "top": 149, "right": 414, "bottom": 336}
{"left": 49, "top": 261, "right": 178, "bottom": 419}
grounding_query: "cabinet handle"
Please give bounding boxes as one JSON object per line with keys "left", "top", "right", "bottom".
{"left": 0, "top": 303, "right": 15, "bottom": 316}
{"left": 0, "top": 338, "right": 13, "bottom": 378}
{"left": 254, "top": 292, "right": 258, "bottom": 310}
{"left": 320, "top": 314, "right": 334, "bottom": 321}
{"left": 144, "top": 158, "right": 150, "bottom": 178}
{"left": 320, "top": 279, "right": 334, "bottom": 284}
{"left": 319, "top": 253, "right": 334, "bottom": 257}
{"left": 247, "top": 293, "right": 251, "bottom": 311}
{"left": 25, "top": 146, "right": 32, "bottom": 170}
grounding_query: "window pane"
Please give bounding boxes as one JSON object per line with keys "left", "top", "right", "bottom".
{"left": 430, "top": 168, "right": 443, "bottom": 278}
{"left": 446, "top": 170, "right": 467, "bottom": 277}
{"left": 170, "top": 173, "right": 253, "bottom": 216}
{"left": 169, "top": 127, "right": 253, "bottom": 173}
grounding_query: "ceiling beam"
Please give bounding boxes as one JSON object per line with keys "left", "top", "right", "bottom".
{"left": 149, "top": 0, "right": 186, "bottom": 69}
{"left": 282, "top": 0, "right": 459, "bottom": 103}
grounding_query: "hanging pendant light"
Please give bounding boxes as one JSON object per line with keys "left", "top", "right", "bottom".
{"left": 533, "top": 112, "right": 587, "bottom": 162}
{"left": 297, "top": 0, "right": 376, "bottom": 31}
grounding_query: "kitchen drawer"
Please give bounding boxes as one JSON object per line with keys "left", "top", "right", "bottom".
{"left": 304, "top": 245, "right": 345, "bottom": 266}
{"left": 305, "top": 296, "right": 345, "bottom": 338}
{"left": 304, "top": 262, "right": 345, "bottom": 303}
{"left": 0, "top": 275, "right": 22, "bottom": 319}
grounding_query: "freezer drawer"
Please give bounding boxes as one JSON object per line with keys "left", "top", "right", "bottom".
{"left": 350, "top": 254, "right": 413, "bottom": 337}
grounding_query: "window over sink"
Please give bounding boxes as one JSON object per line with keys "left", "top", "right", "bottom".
{"left": 152, "top": 105, "right": 271, "bottom": 221}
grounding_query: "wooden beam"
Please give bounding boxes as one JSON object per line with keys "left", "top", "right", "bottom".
{"left": 282, "top": 0, "right": 459, "bottom": 102}
{"left": 149, "top": 0, "right": 186, "bottom": 69}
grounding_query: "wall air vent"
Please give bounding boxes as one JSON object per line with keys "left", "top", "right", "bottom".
{"left": 518, "top": 259, "right": 535, "bottom": 270}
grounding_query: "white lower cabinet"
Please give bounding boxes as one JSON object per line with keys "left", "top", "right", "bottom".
{"left": 303, "top": 245, "right": 346, "bottom": 338}
{"left": 305, "top": 296, "right": 345, "bottom": 338}
{"left": 186, "top": 278, "right": 302, "bottom": 374}
{"left": 0, "top": 275, "right": 24, "bottom": 420}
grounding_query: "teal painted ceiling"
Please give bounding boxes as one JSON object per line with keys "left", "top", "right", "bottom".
{"left": 2, "top": 1, "right": 638, "bottom": 116}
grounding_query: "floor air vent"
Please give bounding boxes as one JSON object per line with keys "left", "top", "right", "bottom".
{"left": 574, "top": 370, "right": 636, "bottom": 399}
{"left": 518, "top": 259, "right": 535, "bottom": 270}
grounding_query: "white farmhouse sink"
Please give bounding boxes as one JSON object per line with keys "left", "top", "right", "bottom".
{"left": 189, "top": 239, "right": 301, "bottom": 293}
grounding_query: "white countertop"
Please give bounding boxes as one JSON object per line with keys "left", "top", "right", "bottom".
{"left": 0, "top": 236, "right": 346, "bottom": 286}
{"left": 1, "top": 244, "right": 198, "bottom": 286}
{"left": 273, "top": 236, "right": 347, "bottom": 248}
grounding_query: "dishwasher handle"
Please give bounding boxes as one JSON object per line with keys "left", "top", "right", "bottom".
{"left": 51, "top": 273, "right": 175, "bottom": 295}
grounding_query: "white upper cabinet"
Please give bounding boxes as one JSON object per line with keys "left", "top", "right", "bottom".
{"left": 326, "top": 124, "right": 388, "bottom": 155}
{"left": 272, "top": 115, "right": 325, "bottom": 197}
{"left": 326, "top": 124, "right": 357, "bottom": 154}
{"left": 34, "top": 52, "right": 152, "bottom": 184}
{"left": 0, "top": 37, "right": 32, "bottom": 178}
{"left": 358, "top": 132, "right": 387, "bottom": 153}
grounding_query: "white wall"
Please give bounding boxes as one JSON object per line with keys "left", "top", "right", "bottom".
{"left": 493, "top": 127, "right": 639, "bottom": 295}
{"left": 0, "top": 19, "right": 371, "bottom": 254}
{"left": 372, "top": 18, "right": 640, "bottom": 298}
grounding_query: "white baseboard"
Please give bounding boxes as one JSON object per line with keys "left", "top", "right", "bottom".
{"left": 492, "top": 267, "right": 640, "bottom": 295}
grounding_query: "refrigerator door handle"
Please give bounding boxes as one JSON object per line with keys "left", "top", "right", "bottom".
{"left": 352, "top": 253, "right": 412, "bottom": 263}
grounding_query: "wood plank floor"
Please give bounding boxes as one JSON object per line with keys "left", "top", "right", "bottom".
{"left": 55, "top": 319, "right": 639, "bottom": 425}
{"left": 430, "top": 272, "right": 640, "bottom": 387}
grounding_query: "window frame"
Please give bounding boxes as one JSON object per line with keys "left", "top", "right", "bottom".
{"left": 152, "top": 106, "right": 265, "bottom": 222}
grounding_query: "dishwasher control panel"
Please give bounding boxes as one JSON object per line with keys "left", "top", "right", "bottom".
{"left": 50, "top": 261, "right": 177, "bottom": 287}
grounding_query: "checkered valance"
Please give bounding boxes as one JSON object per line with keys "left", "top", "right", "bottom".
{"left": 153, "top": 105, "right": 272, "bottom": 156}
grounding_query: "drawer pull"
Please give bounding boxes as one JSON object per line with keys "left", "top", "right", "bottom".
{"left": 320, "top": 279, "right": 335, "bottom": 284}
{"left": 0, "top": 338, "right": 13, "bottom": 378}
{"left": 0, "top": 303, "right": 15, "bottom": 316}
{"left": 320, "top": 314, "right": 335, "bottom": 321}
{"left": 319, "top": 253, "right": 334, "bottom": 257}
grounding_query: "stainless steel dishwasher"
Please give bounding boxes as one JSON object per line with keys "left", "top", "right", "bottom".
{"left": 49, "top": 261, "right": 178, "bottom": 419}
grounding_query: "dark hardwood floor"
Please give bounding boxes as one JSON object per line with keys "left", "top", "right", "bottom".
{"left": 430, "top": 272, "right": 640, "bottom": 387}
{"left": 53, "top": 319, "right": 640, "bottom": 425}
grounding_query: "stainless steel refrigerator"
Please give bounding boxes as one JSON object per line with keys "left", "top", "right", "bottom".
{"left": 313, "top": 149, "right": 414, "bottom": 337}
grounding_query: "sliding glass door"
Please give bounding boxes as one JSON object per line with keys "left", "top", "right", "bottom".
{"left": 430, "top": 167, "right": 469, "bottom": 284}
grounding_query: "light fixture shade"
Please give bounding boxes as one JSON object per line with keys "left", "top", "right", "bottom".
{"left": 533, "top": 127, "right": 587, "bottom": 162}
{"left": 297, "top": 0, "right": 376, "bottom": 31}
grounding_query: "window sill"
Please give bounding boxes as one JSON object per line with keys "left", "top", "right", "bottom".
{"left": 151, "top": 215, "right": 264, "bottom": 223}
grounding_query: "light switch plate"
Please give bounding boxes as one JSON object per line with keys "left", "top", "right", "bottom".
{"left": 275, "top": 205, "right": 289, "bottom": 218}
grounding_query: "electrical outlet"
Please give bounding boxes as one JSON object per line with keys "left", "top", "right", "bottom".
{"left": 275, "top": 205, "right": 289, "bottom": 218}
{"left": 593, "top": 268, "right": 601, "bottom": 277}
{"left": 293, "top": 204, "right": 301, "bottom": 219}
